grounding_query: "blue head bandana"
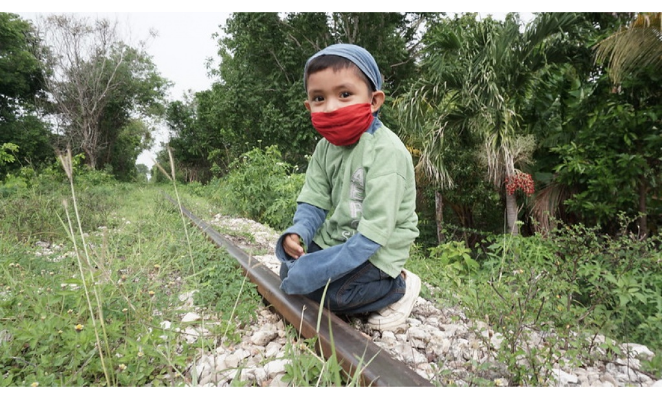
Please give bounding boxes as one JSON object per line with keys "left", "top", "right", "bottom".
{"left": 304, "top": 43, "right": 383, "bottom": 91}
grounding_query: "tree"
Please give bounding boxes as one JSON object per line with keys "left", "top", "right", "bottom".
{"left": 594, "top": 12, "right": 662, "bottom": 236}
{"left": 398, "top": 12, "right": 580, "bottom": 237}
{"left": 0, "top": 13, "right": 53, "bottom": 178}
{"left": 210, "top": 12, "right": 331, "bottom": 169}
{"left": 521, "top": 13, "right": 662, "bottom": 237}
{"left": 37, "top": 14, "right": 170, "bottom": 170}
{"left": 165, "top": 92, "right": 223, "bottom": 182}
{"left": 0, "top": 13, "right": 45, "bottom": 119}
{"left": 594, "top": 12, "right": 662, "bottom": 85}
{"left": 0, "top": 114, "right": 54, "bottom": 177}
{"left": 552, "top": 83, "right": 662, "bottom": 237}
{"left": 166, "top": 12, "right": 431, "bottom": 180}
{"left": 552, "top": 46, "right": 662, "bottom": 237}
{"left": 107, "top": 118, "right": 154, "bottom": 181}
{"left": 135, "top": 163, "right": 149, "bottom": 183}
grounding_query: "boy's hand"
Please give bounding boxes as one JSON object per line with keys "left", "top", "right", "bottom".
{"left": 283, "top": 233, "right": 305, "bottom": 259}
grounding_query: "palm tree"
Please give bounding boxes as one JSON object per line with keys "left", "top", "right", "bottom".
{"left": 399, "top": 12, "right": 579, "bottom": 236}
{"left": 593, "top": 12, "right": 662, "bottom": 237}
{"left": 594, "top": 12, "right": 662, "bottom": 85}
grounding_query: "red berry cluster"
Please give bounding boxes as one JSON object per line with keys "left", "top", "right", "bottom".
{"left": 505, "top": 172, "right": 535, "bottom": 197}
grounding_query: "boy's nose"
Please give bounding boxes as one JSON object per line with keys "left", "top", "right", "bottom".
{"left": 324, "top": 99, "right": 339, "bottom": 113}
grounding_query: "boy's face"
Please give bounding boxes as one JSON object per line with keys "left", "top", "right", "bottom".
{"left": 304, "top": 67, "right": 384, "bottom": 114}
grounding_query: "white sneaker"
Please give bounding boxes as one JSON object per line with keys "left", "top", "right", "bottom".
{"left": 366, "top": 269, "right": 421, "bottom": 332}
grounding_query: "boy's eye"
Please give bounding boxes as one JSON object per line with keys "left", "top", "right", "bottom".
{"left": 340, "top": 91, "right": 351, "bottom": 98}
{"left": 312, "top": 95, "right": 324, "bottom": 102}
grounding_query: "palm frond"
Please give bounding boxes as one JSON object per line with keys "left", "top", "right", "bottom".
{"left": 530, "top": 180, "right": 571, "bottom": 236}
{"left": 594, "top": 12, "right": 662, "bottom": 84}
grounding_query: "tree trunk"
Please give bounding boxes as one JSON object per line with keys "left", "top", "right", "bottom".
{"left": 435, "top": 191, "right": 445, "bottom": 243}
{"left": 82, "top": 144, "right": 97, "bottom": 169}
{"left": 505, "top": 192, "right": 519, "bottom": 235}
{"left": 638, "top": 176, "right": 648, "bottom": 238}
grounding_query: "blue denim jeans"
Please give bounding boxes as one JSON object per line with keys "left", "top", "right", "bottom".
{"left": 279, "top": 241, "right": 405, "bottom": 315}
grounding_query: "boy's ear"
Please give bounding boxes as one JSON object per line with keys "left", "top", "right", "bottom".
{"left": 304, "top": 100, "right": 311, "bottom": 111}
{"left": 370, "top": 91, "right": 385, "bottom": 113}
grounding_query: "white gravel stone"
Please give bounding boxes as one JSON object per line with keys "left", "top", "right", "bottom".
{"left": 182, "top": 312, "right": 201, "bottom": 322}
{"left": 170, "top": 212, "right": 662, "bottom": 388}
{"left": 265, "top": 358, "right": 290, "bottom": 378}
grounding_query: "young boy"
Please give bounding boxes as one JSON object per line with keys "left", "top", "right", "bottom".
{"left": 275, "top": 43, "right": 420, "bottom": 332}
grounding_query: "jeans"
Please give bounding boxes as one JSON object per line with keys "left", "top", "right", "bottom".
{"left": 279, "top": 241, "right": 405, "bottom": 315}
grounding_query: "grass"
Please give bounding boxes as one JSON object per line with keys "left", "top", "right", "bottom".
{"left": 3, "top": 155, "right": 661, "bottom": 387}
{"left": 0, "top": 170, "right": 264, "bottom": 386}
{"left": 0, "top": 158, "right": 365, "bottom": 387}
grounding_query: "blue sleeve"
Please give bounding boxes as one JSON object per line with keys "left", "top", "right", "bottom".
{"left": 275, "top": 202, "right": 326, "bottom": 263}
{"left": 279, "top": 233, "right": 381, "bottom": 295}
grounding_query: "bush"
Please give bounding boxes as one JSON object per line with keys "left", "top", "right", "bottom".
{"left": 419, "top": 219, "right": 662, "bottom": 385}
{"left": 211, "top": 145, "right": 304, "bottom": 231}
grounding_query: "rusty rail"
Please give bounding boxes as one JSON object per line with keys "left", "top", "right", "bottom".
{"left": 166, "top": 195, "right": 433, "bottom": 387}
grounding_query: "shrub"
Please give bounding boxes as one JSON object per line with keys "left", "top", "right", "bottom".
{"left": 212, "top": 145, "right": 304, "bottom": 231}
{"left": 421, "top": 219, "right": 662, "bottom": 385}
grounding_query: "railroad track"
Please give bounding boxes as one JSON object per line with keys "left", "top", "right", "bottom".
{"left": 166, "top": 195, "right": 433, "bottom": 387}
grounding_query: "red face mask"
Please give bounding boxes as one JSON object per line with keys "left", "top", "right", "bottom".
{"left": 310, "top": 103, "right": 374, "bottom": 146}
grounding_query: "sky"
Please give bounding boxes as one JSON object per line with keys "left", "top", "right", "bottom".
{"left": 13, "top": 12, "right": 532, "bottom": 169}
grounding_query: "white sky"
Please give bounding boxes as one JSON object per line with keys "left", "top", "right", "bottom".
{"left": 14, "top": 12, "right": 229, "bottom": 102}
{"left": 8, "top": 3, "right": 624, "bottom": 169}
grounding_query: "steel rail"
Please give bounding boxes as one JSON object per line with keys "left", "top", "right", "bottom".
{"left": 166, "top": 195, "right": 433, "bottom": 387}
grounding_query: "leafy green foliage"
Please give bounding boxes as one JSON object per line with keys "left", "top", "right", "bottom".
{"left": 167, "top": 12, "right": 428, "bottom": 178}
{"left": 0, "top": 115, "right": 55, "bottom": 179}
{"left": 399, "top": 12, "right": 583, "bottom": 236}
{"left": 211, "top": 145, "right": 304, "bottom": 231}
{"left": 0, "top": 143, "right": 18, "bottom": 166}
{"left": 424, "top": 240, "right": 480, "bottom": 288}
{"left": 415, "top": 219, "right": 662, "bottom": 385}
{"left": 0, "top": 163, "right": 118, "bottom": 242}
{"left": 0, "top": 13, "right": 45, "bottom": 116}
{"left": 0, "top": 13, "right": 54, "bottom": 179}
{"left": 105, "top": 119, "right": 155, "bottom": 182}
{"left": 552, "top": 69, "right": 662, "bottom": 235}
{"left": 191, "top": 248, "right": 261, "bottom": 342}
{"left": 0, "top": 176, "right": 268, "bottom": 386}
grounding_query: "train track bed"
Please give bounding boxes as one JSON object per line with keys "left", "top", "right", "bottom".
{"left": 173, "top": 207, "right": 660, "bottom": 387}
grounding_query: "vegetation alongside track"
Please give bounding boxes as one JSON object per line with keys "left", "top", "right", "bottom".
{"left": 2, "top": 152, "right": 660, "bottom": 386}
{"left": 2, "top": 11, "right": 662, "bottom": 386}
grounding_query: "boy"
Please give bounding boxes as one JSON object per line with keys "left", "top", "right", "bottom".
{"left": 275, "top": 43, "right": 420, "bottom": 332}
